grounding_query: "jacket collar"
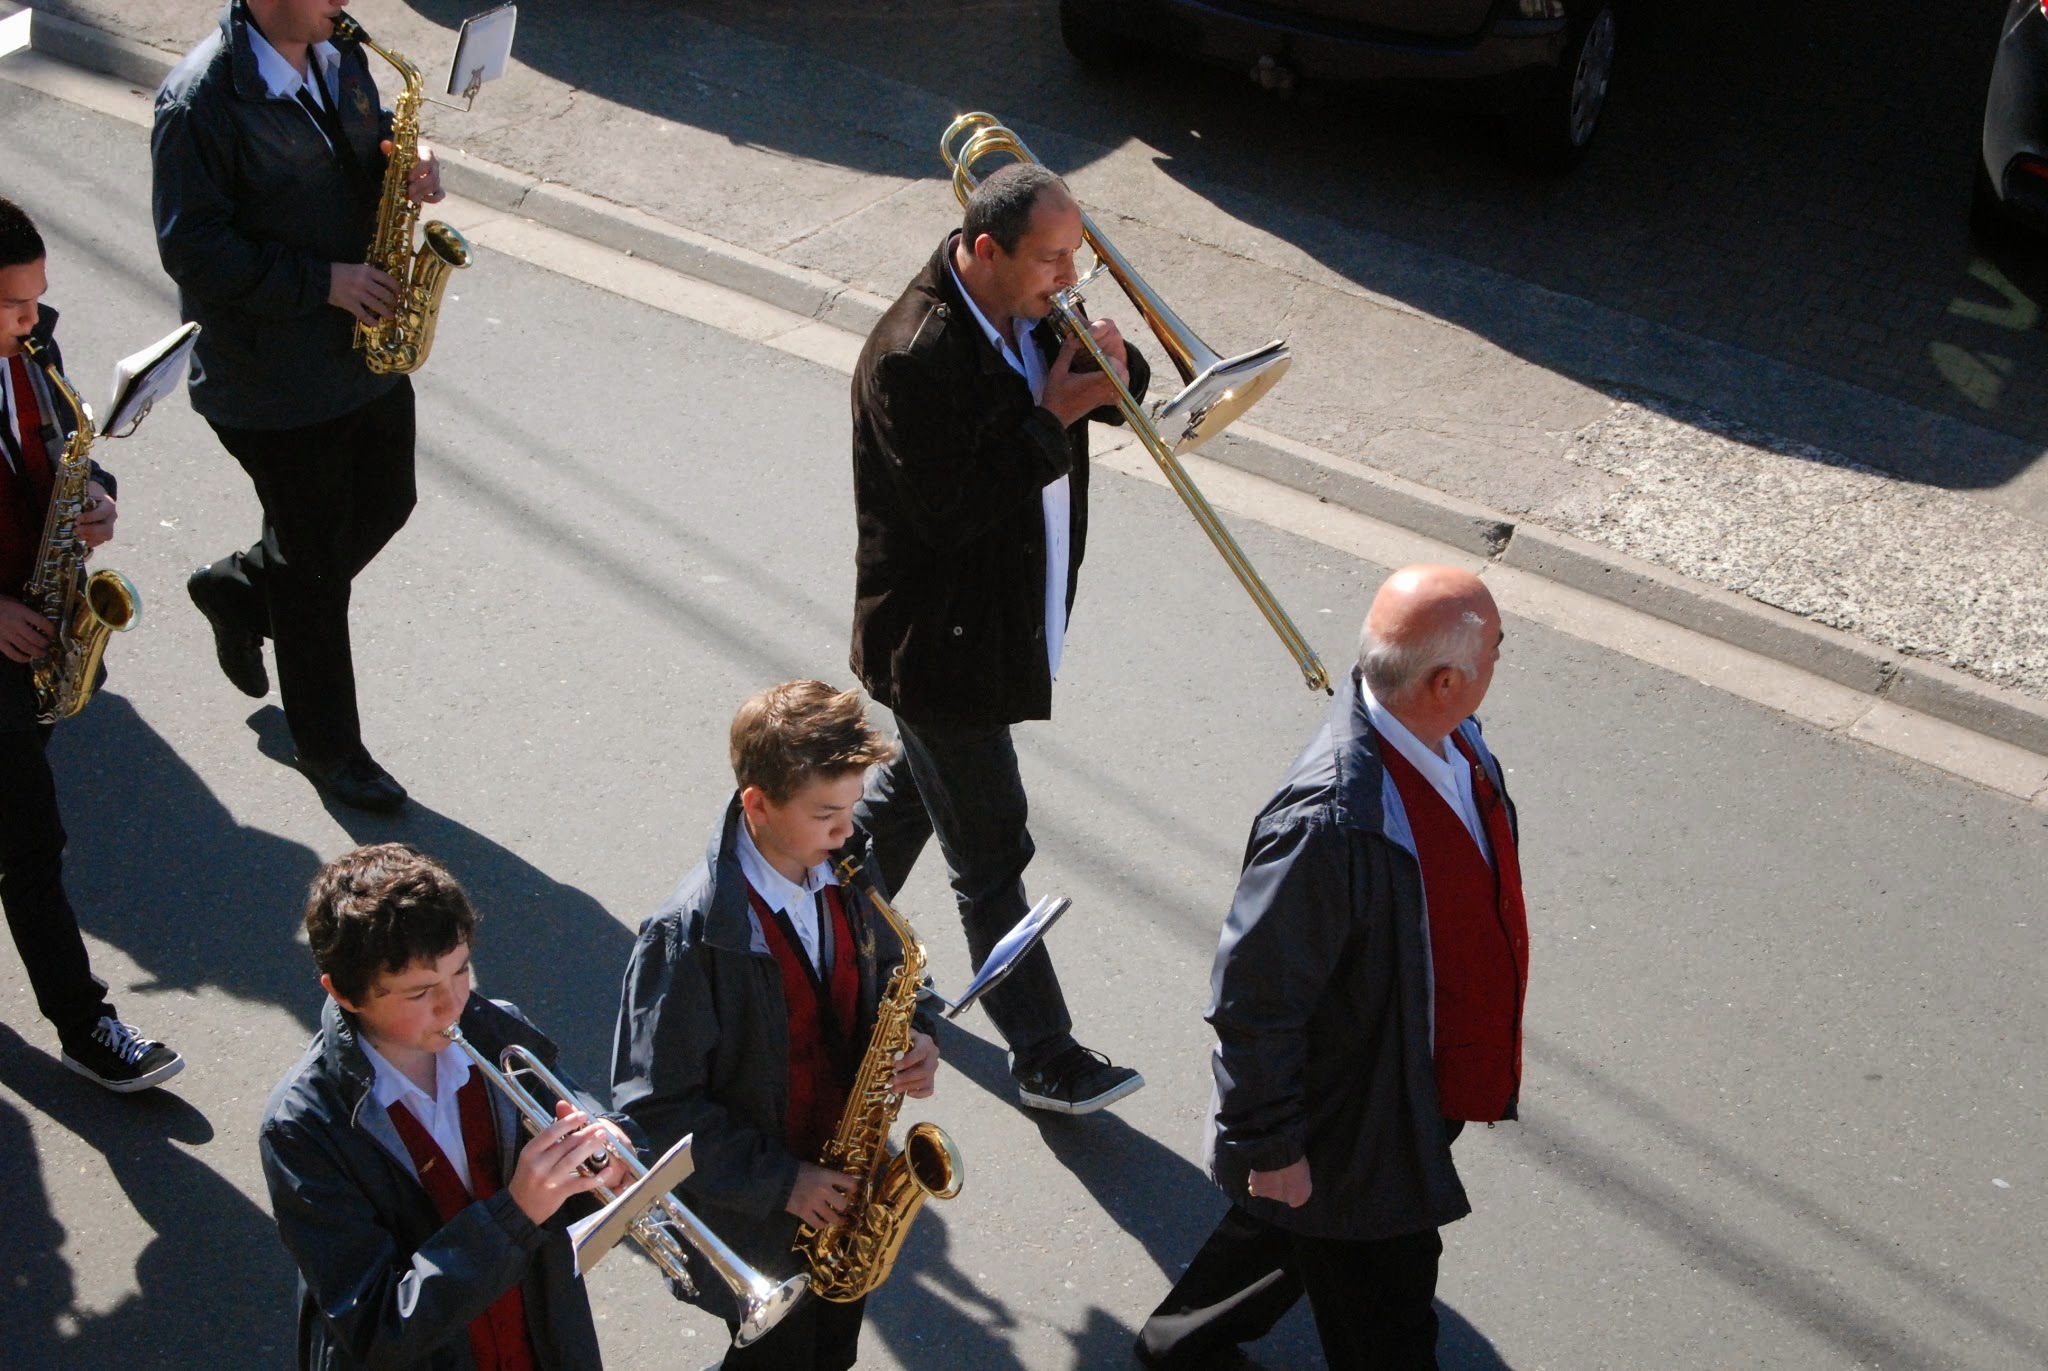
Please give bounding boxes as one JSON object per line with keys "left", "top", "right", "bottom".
{"left": 223, "top": 1, "right": 315, "bottom": 104}
{"left": 925, "top": 235, "right": 1045, "bottom": 386}
{"left": 1331, "top": 665, "right": 1500, "bottom": 852}
{"left": 317, "top": 990, "right": 560, "bottom": 1118}
{"left": 697, "top": 790, "right": 882, "bottom": 955}
{"left": 29, "top": 303, "right": 58, "bottom": 348}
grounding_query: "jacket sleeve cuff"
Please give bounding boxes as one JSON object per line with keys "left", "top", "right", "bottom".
{"left": 1223, "top": 1132, "right": 1306, "bottom": 1174}
{"left": 483, "top": 1188, "right": 546, "bottom": 1251}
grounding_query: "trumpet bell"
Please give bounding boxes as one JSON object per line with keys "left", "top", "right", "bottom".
{"left": 1155, "top": 340, "right": 1292, "bottom": 455}
{"left": 733, "top": 1272, "right": 812, "bottom": 1349}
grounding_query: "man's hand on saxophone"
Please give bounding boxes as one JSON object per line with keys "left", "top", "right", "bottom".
{"left": 76, "top": 479, "right": 115, "bottom": 548}
{"left": 327, "top": 262, "right": 400, "bottom": 327}
{"left": 0, "top": 596, "right": 53, "bottom": 663}
{"left": 890, "top": 1030, "right": 940, "bottom": 1099}
{"left": 382, "top": 137, "right": 445, "bottom": 206}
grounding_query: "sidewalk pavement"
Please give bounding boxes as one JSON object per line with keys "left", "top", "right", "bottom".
{"left": 12, "top": 0, "right": 2048, "bottom": 757}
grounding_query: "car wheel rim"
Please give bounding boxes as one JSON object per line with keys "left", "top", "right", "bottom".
{"left": 1568, "top": 7, "right": 1616, "bottom": 148}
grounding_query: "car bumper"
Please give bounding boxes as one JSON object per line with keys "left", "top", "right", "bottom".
{"left": 1086, "top": 0, "right": 1568, "bottom": 107}
{"left": 1984, "top": 0, "right": 2048, "bottom": 232}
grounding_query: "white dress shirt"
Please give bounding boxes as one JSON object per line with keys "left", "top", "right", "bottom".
{"left": 0, "top": 355, "right": 36, "bottom": 477}
{"left": 246, "top": 24, "right": 344, "bottom": 150}
{"left": 1361, "top": 677, "right": 1492, "bottom": 865}
{"left": 946, "top": 244, "right": 1072, "bottom": 682}
{"left": 361, "top": 1035, "right": 477, "bottom": 1193}
{"left": 734, "top": 818, "right": 839, "bottom": 975}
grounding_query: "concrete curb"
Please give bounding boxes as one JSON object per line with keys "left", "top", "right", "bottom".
{"left": 25, "top": 6, "right": 2048, "bottom": 762}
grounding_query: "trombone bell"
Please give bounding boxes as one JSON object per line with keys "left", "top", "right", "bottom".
{"left": 1156, "top": 340, "right": 1292, "bottom": 455}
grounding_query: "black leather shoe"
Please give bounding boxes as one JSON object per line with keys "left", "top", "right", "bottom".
{"left": 299, "top": 753, "right": 408, "bottom": 812}
{"left": 186, "top": 567, "right": 268, "bottom": 698}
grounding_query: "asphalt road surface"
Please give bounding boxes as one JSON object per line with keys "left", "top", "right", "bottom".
{"left": 2, "top": 79, "right": 2044, "bottom": 1371}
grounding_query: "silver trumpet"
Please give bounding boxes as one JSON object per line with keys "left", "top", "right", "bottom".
{"left": 442, "top": 1025, "right": 809, "bottom": 1347}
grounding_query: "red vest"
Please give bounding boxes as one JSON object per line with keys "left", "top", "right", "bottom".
{"left": 1, "top": 356, "right": 55, "bottom": 593}
{"left": 383, "top": 1074, "right": 538, "bottom": 1371}
{"left": 1380, "top": 729, "right": 1528, "bottom": 1122}
{"left": 750, "top": 883, "right": 861, "bottom": 1158}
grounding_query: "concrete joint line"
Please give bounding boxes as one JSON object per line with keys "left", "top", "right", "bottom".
{"left": 13, "top": 12, "right": 2048, "bottom": 787}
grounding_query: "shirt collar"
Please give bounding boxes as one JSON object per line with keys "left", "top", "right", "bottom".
{"left": 732, "top": 815, "right": 836, "bottom": 916}
{"left": 245, "top": 23, "right": 340, "bottom": 101}
{"left": 1360, "top": 676, "right": 1461, "bottom": 785}
{"left": 358, "top": 1033, "right": 471, "bottom": 1111}
{"left": 944, "top": 235, "right": 1028, "bottom": 369}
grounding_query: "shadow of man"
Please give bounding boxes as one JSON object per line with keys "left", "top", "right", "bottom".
{"left": 0, "top": 1021, "right": 297, "bottom": 1369}
{"left": 45, "top": 692, "right": 327, "bottom": 1029}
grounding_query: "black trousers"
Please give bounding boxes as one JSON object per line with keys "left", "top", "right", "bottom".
{"left": 199, "top": 381, "right": 416, "bottom": 765}
{"left": 1141, "top": 1121, "right": 1465, "bottom": 1371}
{"left": 0, "top": 692, "right": 116, "bottom": 1040}
{"left": 854, "top": 715, "right": 1075, "bottom": 1071}
{"left": 1139, "top": 1205, "right": 1443, "bottom": 1371}
{"left": 721, "top": 1293, "right": 865, "bottom": 1371}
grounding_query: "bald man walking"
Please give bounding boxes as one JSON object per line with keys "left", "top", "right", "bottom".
{"left": 1138, "top": 566, "right": 1527, "bottom": 1371}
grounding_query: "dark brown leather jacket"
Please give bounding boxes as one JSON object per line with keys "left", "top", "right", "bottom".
{"left": 849, "top": 236, "right": 1149, "bottom": 727}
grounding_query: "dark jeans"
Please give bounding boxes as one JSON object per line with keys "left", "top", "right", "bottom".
{"left": 1139, "top": 1124, "right": 1463, "bottom": 1371}
{"left": 0, "top": 689, "right": 116, "bottom": 1040}
{"left": 721, "top": 1293, "right": 864, "bottom": 1371}
{"left": 854, "top": 716, "right": 1075, "bottom": 1071}
{"left": 199, "top": 381, "right": 416, "bottom": 765}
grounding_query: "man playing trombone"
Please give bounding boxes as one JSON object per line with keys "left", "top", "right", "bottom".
{"left": 848, "top": 162, "right": 1150, "bottom": 1116}
{"left": 260, "top": 842, "right": 636, "bottom": 1371}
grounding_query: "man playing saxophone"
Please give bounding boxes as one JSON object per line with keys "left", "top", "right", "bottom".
{"left": 0, "top": 197, "right": 185, "bottom": 1093}
{"left": 152, "top": 0, "right": 444, "bottom": 812}
{"left": 613, "top": 681, "right": 940, "bottom": 1371}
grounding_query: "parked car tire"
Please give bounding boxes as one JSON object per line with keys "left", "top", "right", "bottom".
{"left": 1508, "top": 1, "right": 1617, "bottom": 172}
{"left": 1060, "top": 0, "right": 1135, "bottom": 70}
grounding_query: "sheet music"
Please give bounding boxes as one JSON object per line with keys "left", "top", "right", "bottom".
{"left": 104, "top": 322, "right": 199, "bottom": 438}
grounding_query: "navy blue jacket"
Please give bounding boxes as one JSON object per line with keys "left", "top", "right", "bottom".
{"left": 260, "top": 994, "right": 631, "bottom": 1370}
{"left": 611, "top": 795, "right": 916, "bottom": 1324}
{"left": 1205, "top": 672, "right": 1520, "bottom": 1241}
{"left": 152, "top": 2, "right": 400, "bottom": 429}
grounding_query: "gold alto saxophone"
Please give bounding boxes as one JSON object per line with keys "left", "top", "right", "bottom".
{"left": 332, "top": 13, "right": 472, "bottom": 375}
{"left": 17, "top": 339, "right": 140, "bottom": 724}
{"left": 796, "top": 857, "right": 964, "bottom": 1302}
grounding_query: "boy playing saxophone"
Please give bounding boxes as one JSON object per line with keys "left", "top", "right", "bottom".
{"left": 612, "top": 680, "right": 940, "bottom": 1370}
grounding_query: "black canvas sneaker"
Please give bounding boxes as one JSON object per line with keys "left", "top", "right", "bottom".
{"left": 60, "top": 1016, "right": 186, "bottom": 1093}
{"left": 1014, "top": 1044, "right": 1144, "bottom": 1115}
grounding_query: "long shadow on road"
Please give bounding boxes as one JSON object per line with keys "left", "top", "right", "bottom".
{"left": 399, "top": 0, "right": 2047, "bottom": 490}
{"left": 0, "top": 1023, "right": 296, "bottom": 1371}
{"left": 50, "top": 691, "right": 326, "bottom": 1030}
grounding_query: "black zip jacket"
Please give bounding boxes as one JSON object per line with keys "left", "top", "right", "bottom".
{"left": 151, "top": 2, "right": 400, "bottom": 429}
{"left": 259, "top": 994, "right": 637, "bottom": 1370}
{"left": 611, "top": 796, "right": 925, "bottom": 1325}
{"left": 849, "top": 236, "right": 1150, "bottom": 728}
{"left": 1205, "top": 674, "right": 1521, "bottom": 1241}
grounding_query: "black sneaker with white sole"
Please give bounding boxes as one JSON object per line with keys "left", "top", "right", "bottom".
{"left": 1014, "top": 1044, "right": 1144, "bottom": 1115}
{"left": 60, "top": 1016, "right": 186, "bottom": 1093}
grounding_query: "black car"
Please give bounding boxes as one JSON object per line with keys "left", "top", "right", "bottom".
{"left": 1059, "top": 0, "right": 1617, "bottom": 169}
{"left": 1976, "top": 0, "right": 2048, "bottom": 240}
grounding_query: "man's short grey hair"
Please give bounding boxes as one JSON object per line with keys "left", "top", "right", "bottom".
{"left": 962, "top": 162, "right": 1067, "bottom": 254}
{"left": 1357, "top": 608, "right": 1488, "bottom": 700}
